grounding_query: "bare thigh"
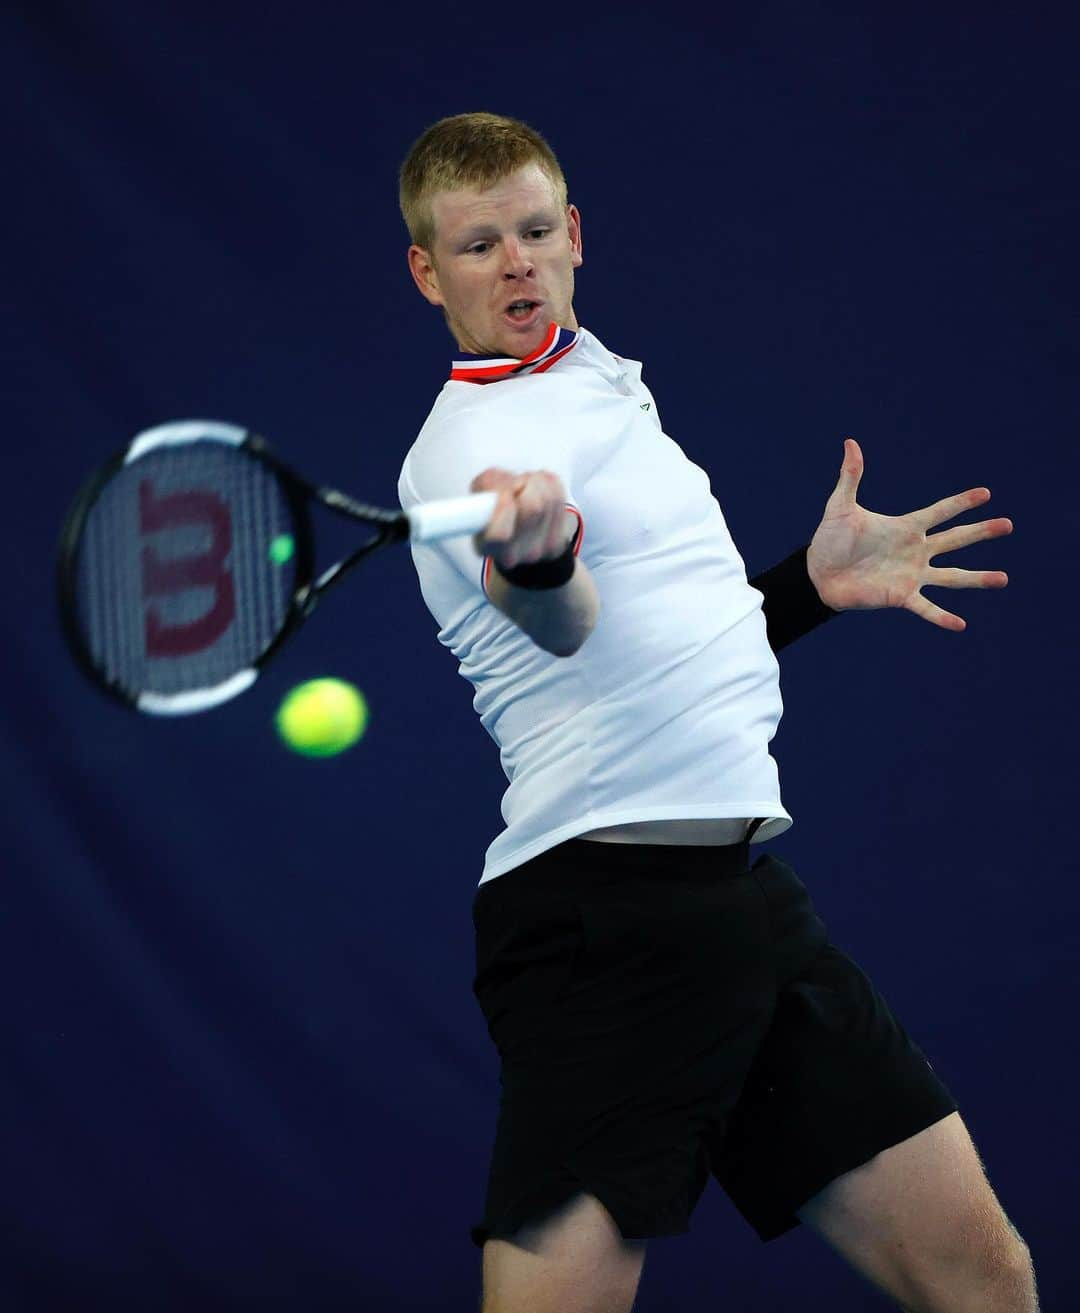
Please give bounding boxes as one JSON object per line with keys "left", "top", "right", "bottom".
{"left": 481, "top": 1192, "right": 647, "bottom": 1313}
{"left": 796, "top": 1112, "right": 1036, "bottom": 1312}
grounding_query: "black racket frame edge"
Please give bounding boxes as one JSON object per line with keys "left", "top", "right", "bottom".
{"left": 56, "top": 429, "right": 410, "bottom": 710}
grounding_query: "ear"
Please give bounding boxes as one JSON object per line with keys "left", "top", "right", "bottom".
{"left": 567, "top": 204, "right": 583, "bottom": 269}
{"left": 407, "top": 245, "right": 445, "bottom": 308}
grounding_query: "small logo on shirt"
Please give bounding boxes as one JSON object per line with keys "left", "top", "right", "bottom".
{"left": 640, "top": 402, "right": 651, "bottom": 411}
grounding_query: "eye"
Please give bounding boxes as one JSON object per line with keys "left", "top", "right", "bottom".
{"left": 464, "top": 228, "right": 550, "bottom": 255}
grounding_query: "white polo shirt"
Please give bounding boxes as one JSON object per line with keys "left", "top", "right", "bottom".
{"left": 398, "top": 325, "right": 792, "bottom": 885}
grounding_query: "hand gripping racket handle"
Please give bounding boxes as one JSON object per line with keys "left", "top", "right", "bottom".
{"left": 406, "top": 492, "right": 498, "bottom": 543}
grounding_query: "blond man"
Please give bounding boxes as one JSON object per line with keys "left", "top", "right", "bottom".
{"left": 397, "top": 112, "right": 1032, "bottom": 1313}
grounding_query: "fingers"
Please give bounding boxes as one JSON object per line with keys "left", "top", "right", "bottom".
{"left": 926, "top": 516, "right": 1014, "bottom": 558}
{"left": 470, "top": 467, "right": 522, "bottom": 497}
{"left": 911, "top": 486, "right": 994, "bottom": 532}
{"left": 825, "top": 437, "right": 864, "bottom": 513}
{"left": 470, "top": 469, "right": 570, "bottom": 566}
{"left": 841, "top": 436, "right": 864, "bottom": 474}
{"left": 926, "top": 566, "right": 1009, "bottom": 589}
{"left": 906, "top": 563, "right": 1009, "bottom": 631}
{"left": 906, "top": 592, "right": 967, "bottom": 632}
{"left": 492, "top": 484, "right": 525, "bottom": 540}
{"left": 501, "top": 475, "right": 565, "bottom": 568}
{"left": 921, "top": 515, "right": 1012, "bottom": 592}
{"left": 470, "top": 469, "right": 518, "bottom": 556}
{"left": 541, "top": 504, "right": 572, "bottom": 560}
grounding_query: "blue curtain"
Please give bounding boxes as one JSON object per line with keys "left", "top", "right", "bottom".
{"left": 2, "top": 3, "right": 1073, "bottom": 1307}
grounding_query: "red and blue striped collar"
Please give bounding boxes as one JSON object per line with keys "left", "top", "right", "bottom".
{"left": 449, "top": 323, "right": 582, "bottom": 384}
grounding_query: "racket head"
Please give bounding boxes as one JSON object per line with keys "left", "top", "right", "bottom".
{"left": 57, "top": 420, "right": 316, "bottom": 714}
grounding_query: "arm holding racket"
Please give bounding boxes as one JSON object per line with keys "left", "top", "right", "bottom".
{"left": 470, "top": 468, "right": 599, "bottom": 658}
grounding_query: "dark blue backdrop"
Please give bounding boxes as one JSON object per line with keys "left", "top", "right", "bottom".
{"left": 3, "top": 3, "right": 1076, "bottom": 1308}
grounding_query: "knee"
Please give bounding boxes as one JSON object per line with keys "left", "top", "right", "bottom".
{"left": 910, "top": 1217, "right": 1036, "bottom": 1312}
{"left": 994, "top": 1229, "right": 1036, "bottom": 1301}
{"left": 966, "top": 1217, "right": 1033, "bottom": 1290}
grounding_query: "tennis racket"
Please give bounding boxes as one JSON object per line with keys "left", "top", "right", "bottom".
{"left": 57, "top": 419, "right": 497, "bottom": 715}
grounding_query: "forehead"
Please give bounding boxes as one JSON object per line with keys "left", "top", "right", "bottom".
{"left": 430, "top": 163, "right": 561, "bottom": 243}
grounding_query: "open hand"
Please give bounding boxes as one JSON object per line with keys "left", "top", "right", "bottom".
{"left": 805, "top": 439, "right": 1012, "bottom": 631}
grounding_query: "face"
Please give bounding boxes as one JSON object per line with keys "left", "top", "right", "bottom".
{"left": 407, "top": 163, "right": 583, "bottom": 359}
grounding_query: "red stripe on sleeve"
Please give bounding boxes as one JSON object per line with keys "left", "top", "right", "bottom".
{"left": 480, "top": 503, "right": 585, "bottom": 600}
{"left": 566, "top": 503, "right": 585, "bottom": 554}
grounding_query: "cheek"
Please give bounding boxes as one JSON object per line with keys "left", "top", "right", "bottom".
{"left": 449, "top": 272, "right": 491, "bottom": 313}
{"left": 552, "top": 246, "right": 577, "bottom": 278}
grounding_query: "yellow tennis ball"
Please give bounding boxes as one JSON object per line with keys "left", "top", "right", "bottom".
{"left": 275, "top": 678, "right": 368, "bottom": 757}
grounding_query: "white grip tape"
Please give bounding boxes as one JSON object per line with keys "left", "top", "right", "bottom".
{"left": 407, "top": 492, "right": 497, "bottom": 543}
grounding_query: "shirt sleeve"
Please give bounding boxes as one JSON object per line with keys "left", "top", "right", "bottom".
{"left": 748, "top": 546, "right": 841, "bottom": 653}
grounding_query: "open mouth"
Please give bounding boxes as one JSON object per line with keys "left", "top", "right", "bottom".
{"left": 505, "top": 300, "right": 541, "bottom": 321}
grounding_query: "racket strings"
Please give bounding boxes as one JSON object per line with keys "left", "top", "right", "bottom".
{"left": 74, "top": 442, "right": 299, "bottom": 700}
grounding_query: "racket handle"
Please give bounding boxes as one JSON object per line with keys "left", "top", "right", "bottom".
{"left": 407, "top": 492, "right": 498, "bottom": 543}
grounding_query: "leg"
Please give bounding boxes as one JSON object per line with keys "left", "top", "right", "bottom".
{"left": 480, "top": 1191, "right": 647, "bottom": 1313}
{"left": 797, "top": 1112, "right": 1038, "bottom": 1312}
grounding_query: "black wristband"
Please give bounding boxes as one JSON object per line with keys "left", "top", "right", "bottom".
{"left": 493, "top": 527, "right": 579, "bottom": 590}
{"left": 749, "top": 546, "right": 840, "bottom": 653}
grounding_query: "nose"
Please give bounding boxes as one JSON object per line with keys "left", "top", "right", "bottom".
{"left": 501, "top": 237, "right": 534, "bottom": 280}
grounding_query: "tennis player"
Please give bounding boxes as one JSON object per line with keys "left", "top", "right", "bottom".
{"left": 397, "top": 113, "right": 1035, "bottom": 1313}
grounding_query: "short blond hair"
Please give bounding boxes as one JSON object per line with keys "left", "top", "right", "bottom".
{"left": 399, "top": 111, "right": 569, "bottom": 253}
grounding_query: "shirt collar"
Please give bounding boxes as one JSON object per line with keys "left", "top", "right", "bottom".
{"left": 449, "top": 323, "right": 582, "bottom": 384}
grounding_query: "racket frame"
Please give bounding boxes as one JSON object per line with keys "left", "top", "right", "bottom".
{"left": 56, "top": 421, "right": 410, "bottom": 713}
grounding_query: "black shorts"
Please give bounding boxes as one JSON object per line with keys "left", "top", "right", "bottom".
{"left": 470, "top": 837, "right": 957, "bottom": 1248}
